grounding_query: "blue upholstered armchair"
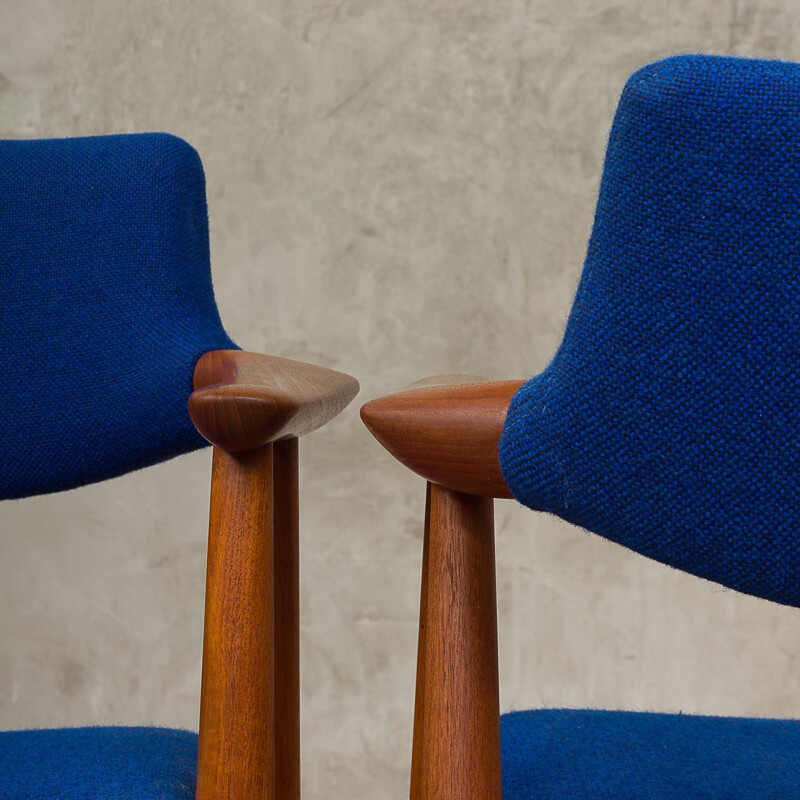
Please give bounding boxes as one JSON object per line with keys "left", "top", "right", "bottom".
{"left": 363, "top": 55, "right": 800, "bottom": 798}
{"left": 0, "top": 134, "right": 358, "bottom": 799}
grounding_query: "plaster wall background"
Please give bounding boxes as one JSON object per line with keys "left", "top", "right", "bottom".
{"left": 1, "top": 2, "right": 800, "bottom": 797}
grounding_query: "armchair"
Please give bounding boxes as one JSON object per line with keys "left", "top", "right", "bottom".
{"left": 0, "top": 134, "right": 358, "bottom": 800}
{"left": 363, "top": 54, "right": 800, "bottom": 799}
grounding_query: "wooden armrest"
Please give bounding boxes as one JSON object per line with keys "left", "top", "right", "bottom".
{"left": 189, "top": 350, "right": 359, "bottom": 452}
{"left": 360, "top": 375, "right": 524, "bottom": 498}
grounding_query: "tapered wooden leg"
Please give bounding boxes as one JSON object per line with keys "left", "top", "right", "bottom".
{"left": 197, "top": 445, "right": 276, "bottom": 800}
{"left": 273, "top": 438, "right": 300, "bottom": 800}
{"left": 409, "top": 483, "right": 431, "bottom": 800}
{"left": 411, "top": 482, "right": 502, "bottom": 800}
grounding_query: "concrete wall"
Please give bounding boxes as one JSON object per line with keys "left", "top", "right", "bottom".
{"left": 2, "top": 2, "right": 800, "bottom": 797}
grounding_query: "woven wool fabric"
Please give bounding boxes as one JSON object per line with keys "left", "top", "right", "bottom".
{"left": 0, "top": 726, "right": 197, "bottom": 799}
{"left": 0, "top": 133, "right": 236, "bottom": 500}
{"left": 499, "top": 54, "right": 800, "bottom": 607}
{"left": 500, "top": 708, "right": 800, "bottom": 799}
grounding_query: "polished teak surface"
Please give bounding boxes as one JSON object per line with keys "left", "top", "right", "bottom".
{"left": 191, "top": 350, "right": 360, "bottom": 452}
{"left": 360, "top": 375, "right": 522, "bottom": 498}
{"left": 194, "top": 350, "right": 357, "bottom": 800}
{"left": 362, "top": 373, "right": 517, "bottom": 800}
{"left": 412, "top": 484, "right": 502, "bottom": 800}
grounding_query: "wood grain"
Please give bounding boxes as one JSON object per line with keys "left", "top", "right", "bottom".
{"left": 191, "top": 350, "right": 359, "bottom": 452}
{"left": 193, "top": 353, "right": 356, "bottom": 799}
{"left": 273, "top": 438, "right": 300, "bottom": 800}
{"left": 360, "top": 376, "right": 522, "bottom": 498}
{"left": 414, "top": 483, "right": 502, "bottom": 800}
{"left": 361, "top": 378, "right": 509, "bottom": 798}
{"left": 196, "top": 445, "right": 276, "bottom": 800}
{"left": 408, "top": 483, "right": 431, "bottom": 800}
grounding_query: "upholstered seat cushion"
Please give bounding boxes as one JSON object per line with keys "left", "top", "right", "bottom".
{"left": 0, "top": 726, "right": 197, "bottom": 800}
{"left": 501, "top": 708, "right": 800, "bottom": 799}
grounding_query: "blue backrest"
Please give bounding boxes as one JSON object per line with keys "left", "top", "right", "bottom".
{"left": 0, "top": 134, "right": 236, "bottom": 500}
{"left": 500, "top": 55, "right": 800, "bottom": 607}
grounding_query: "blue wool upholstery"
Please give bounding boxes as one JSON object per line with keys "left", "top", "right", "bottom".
{"left": 500, "top": 54, "right": 800, "bottom": 607}
{"left": 501, "top": 709, "right": 800, "bottom": 799}
{"left": 0, "top": 727, "right": 197, "bottom": 800}
{"left": 0, "top": 133, "right": 236, "bottom": 500}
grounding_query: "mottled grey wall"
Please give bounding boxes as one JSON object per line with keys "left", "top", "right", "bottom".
{"left": 2, "top": 1, "right": 800, "bottom": 797}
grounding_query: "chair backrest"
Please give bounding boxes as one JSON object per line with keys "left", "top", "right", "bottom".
{"left": 0, "top": 133, "right": 236, "bottom": 500}
{"left": 500, "top": 55, "right": 800, "bottom": 607}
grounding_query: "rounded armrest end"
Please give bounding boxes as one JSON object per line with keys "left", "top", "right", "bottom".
{"left": 361, "top": 376, "right": 523, "bottom": 498}
{"left": 190, "top": 350, "right": 359, "bottom": 452}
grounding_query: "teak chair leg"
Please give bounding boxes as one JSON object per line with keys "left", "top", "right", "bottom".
{"left": 196, "top": 445, "right": 277, "bottom": 800}
{"left": 273, "top": 438, "right": 301, "bottom": 800}
{"left": 409, "top": 484, "right": 432, "bottom": 800}
{"left": 410, "top": 482, "right": 502, "bottom": 800}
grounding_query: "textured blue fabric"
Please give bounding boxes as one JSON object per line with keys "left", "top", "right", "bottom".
{"left": 0, "top": 133, "right": 236, "bottom": 500}
{"left": 500, "top": 55, "right": 800, "bottom": 607}
{"left": 0, "top": 726, "right": 197, "bottom": 799}
{"left": 501, "top": 709, "right": 800, "bottom": 799}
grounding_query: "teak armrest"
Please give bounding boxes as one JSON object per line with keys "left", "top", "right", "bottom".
{"left": 360, "top": 375, "right": 524, "bottom": 498}
{"left": 190, "top": 349, "right": 360, "bottom": 452}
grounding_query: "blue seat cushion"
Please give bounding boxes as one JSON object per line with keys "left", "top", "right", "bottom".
{"left": 501, "top": 709, "right": 800, "bottom": 799}
{"left": 0, "top": 726, "right": 197, "bottom": 800}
